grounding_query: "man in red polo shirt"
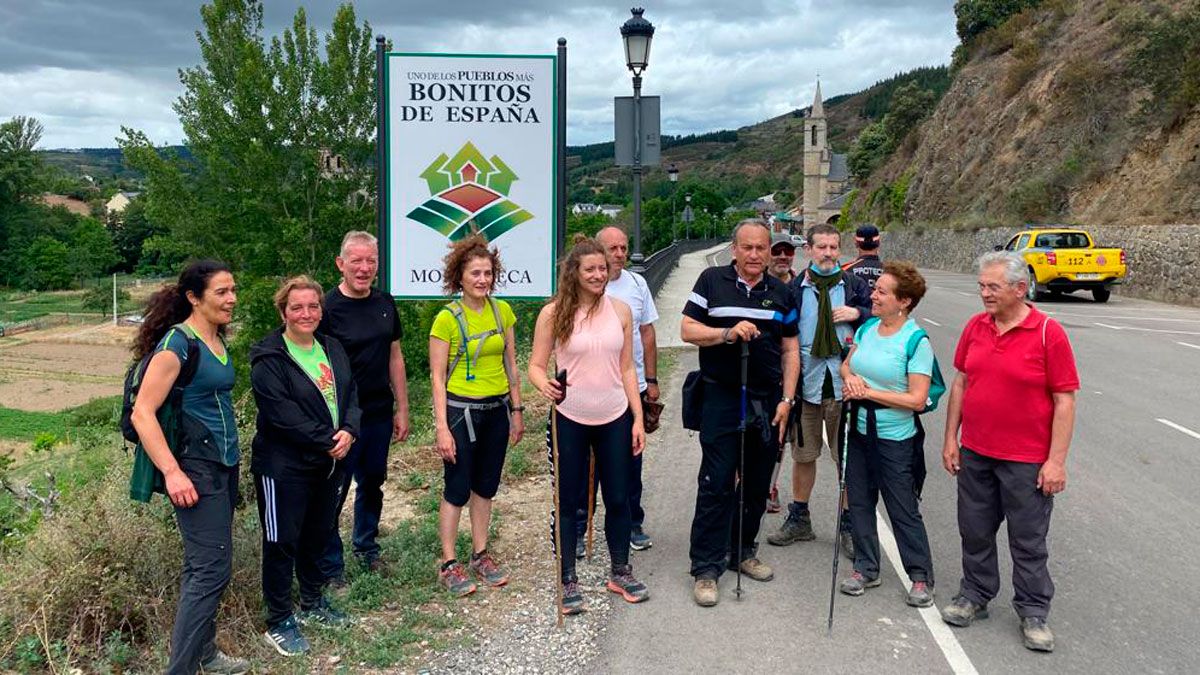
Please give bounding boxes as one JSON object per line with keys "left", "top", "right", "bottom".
{"left": 940, "top": 251, "right": 1079, "bottom": 653}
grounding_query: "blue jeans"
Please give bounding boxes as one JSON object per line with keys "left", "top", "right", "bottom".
{"left": 320, "top": 417, "right": 391, "bottom": 579}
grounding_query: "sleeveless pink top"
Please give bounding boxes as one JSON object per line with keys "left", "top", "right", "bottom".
{"left": 555, "top": 296, "right": 627, "bottom": 425}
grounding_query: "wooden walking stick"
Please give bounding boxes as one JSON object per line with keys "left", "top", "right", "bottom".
{"left": 585, "top": 454, "right": 596, "bottom": 561}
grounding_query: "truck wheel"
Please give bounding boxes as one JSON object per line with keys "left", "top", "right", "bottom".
{"left": 1025, "top": 269, "right": 1042, "bottom": 302}
{"left": 1093, "top": 287, "right": 1111, "bottom": 303}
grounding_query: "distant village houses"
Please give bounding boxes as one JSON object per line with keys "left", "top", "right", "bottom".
{"left": 104, "top": 191, "right": 140, "bottom": 216}
{"left": 571, "top": 203, "right": 624, "bottom": 219}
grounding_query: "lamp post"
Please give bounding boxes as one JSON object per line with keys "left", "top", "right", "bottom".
{"left": 668, "top": 163, "right": 680, "bottom": 242}
{"left": 621, "top": 7, "right": 654, "bottom": 273}
{"left": 684, "top": 192, "right": 693, "bottom": 240}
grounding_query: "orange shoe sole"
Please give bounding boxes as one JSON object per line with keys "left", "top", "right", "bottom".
{"left": 606, "top": 580, "right": 649, "bottom": 603}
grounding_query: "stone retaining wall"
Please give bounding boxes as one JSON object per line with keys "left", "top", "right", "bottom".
{"left": 855, "top": 224, "right": 1200, "bottom": 306}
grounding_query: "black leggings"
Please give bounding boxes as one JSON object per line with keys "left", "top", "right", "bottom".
{"left": 546, "top": 408, "right": 633, "bottom": 582}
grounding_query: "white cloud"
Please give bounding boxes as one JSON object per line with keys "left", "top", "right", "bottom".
{"left": 0, "top": 2, "right": 957, "bottom": 148}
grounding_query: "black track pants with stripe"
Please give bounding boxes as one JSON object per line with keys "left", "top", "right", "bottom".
{"left": 254, "top": 470, "right": 341, "bottom": 627}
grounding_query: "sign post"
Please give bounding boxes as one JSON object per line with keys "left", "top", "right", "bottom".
{"left": 382, "top": 52, "right": 560, "bottom": 299}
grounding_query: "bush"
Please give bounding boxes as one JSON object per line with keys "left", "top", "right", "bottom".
{"left": 69, "top": 397, "right": 122, "bottom": 430}
{"left": 1127, "top": 1, "right": 1200, "bottom": 128}
{"left": 956, "top": 0, "right": 1044, "bottom": 43}
{"left": 1003, "top": 37, "right": 1043, "bottom": 96}
{"left": 81, "top": 285, "right": 131, "bottom": 316}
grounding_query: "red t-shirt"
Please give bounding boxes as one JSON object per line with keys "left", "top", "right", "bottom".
{"left": 953, "top": 305, "right": 1079, "bottom": 464}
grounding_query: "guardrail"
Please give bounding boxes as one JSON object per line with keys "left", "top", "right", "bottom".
{"left": 641, "top": 238, "right": 723, "bottom": 296}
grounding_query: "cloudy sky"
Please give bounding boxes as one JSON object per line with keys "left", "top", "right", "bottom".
{"left": 0, "top": 1, "right": 957, "bottom": 149}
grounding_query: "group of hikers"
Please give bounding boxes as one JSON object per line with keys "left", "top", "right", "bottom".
{"left": 127, "top": 218, "right": 1078, "bottom": 674}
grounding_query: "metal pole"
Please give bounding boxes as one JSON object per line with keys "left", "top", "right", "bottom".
{"left": 557, "top": 38, "right": 568, "bottom": 261}
{"left": 671, "top": 188, "right": 677, "bottom": 242}
{"left": 112, "top": 273, "right": 117, "bottom": 326}
{"left": 375, "top": 35, "right": 387, "bottom": 289}
{"left": 630, "top": 74, "right": 644, "bottom": 274}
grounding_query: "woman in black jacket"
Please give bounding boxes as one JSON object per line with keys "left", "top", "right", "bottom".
{"left": 250, "top": 275, "right": 361, "bottom": 658}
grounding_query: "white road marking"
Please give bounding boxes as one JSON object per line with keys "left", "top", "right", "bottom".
{"left": 877, "top": 509, "right": 980, "bottom": 675}
{"left": 1052, "top": 313, "right": 1200, "bottom": 323}
{"left": 955, "top": 291, "right": 974, "bottom": 297}
{"left": 1156, "top": 418, "right": 1200, "bottom": 441}
{"left": 1177, "top": 342, "right": 1200, "bottom": 351}
{"left": 922, "top": 318, "right": 943, "bottom": 327}
{"left": 1091, "top": 322, "right": 1200, "bottom": 336}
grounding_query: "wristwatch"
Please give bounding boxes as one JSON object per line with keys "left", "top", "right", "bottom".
{"left": 780, "top": 396, "right": 795, "bottom": 406}
{"left": 645, "top": 377, "right": 658, "bottom": 385}
{"left": 510, "top": 405, "right": 525, "bottom": 413}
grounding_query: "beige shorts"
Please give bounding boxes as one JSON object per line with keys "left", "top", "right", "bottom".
{"left": 790, "top": 399, "right": 843, "bottom": 463}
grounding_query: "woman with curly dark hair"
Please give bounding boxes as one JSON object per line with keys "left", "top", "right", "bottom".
{"left": 129, "top": 260, "right": 247, "bottom": 675}
{"left": 528, "top": 236, "right": 648, "bottom": 615}
{"left": 429, "top": 234, "right": 524, "bottom": 596}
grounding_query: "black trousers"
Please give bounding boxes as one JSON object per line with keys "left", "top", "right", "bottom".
{"left": 956, "top": 447, "right": 1055, "bottom": 618}
{"left": 255, "top": 469, "right": 341, "bottom": 627}
{"left": 166, "top": 458, "right": 238, "bottom": 675}
{"left": 442, "top": 400, "right": 510, "bottom": 507}
{"left": 846, "top": 432, "right": 934, "bottom": 583}
{"left": 689, "top": 384, "right": 779, "bottom": 579}
{"left": 321, "top": 417, "right": 391, "bottom": 579}
{"left": 546, "top": 408, "right": 634, "bottom": 582}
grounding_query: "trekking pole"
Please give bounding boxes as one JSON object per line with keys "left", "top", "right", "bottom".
{"left": 550, "top": 401, "right": 565, "bottom": 627}
{"left": 585, "top": 454, "right": 596, "bottom": 561}
{"left": 735, "top": 339, "right": 749, "bottom": 600}
{"left": 827, "top": 404, "right": 851, "bottom": 636}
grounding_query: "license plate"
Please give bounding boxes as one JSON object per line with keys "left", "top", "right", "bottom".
{"left": 1075, "top": 273, "right": 1100, "bottom": 280}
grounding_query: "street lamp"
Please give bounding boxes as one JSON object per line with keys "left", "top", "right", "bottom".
{"left": 621, "top": 7, "right": 654, "bottom": 272}
{"left": 668, "top": 164, "right": 680, "bottom": 242}
{"left": 684, "top": 192, "right": 693, "bottom": 240}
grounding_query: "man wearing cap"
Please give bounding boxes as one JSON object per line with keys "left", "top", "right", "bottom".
{"left": 765, "top": 232, "right": 798, "bottom": 514}
{"left": 842, "top": 224, "right": 884, "bottom": 289}
{"left": 769, "top": 232, "right": 798, "bottom": 285}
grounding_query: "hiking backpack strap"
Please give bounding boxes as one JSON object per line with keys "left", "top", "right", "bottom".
{"left": 488, "top": 298, "right": 518, "bottom": 392}
{"left": 443, "top": 301, "right": 471, "bottom": 377}
{"left": 443, "top": 299, "right": 509, "bottom": 383}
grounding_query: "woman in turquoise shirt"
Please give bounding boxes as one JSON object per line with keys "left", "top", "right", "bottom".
{"left": 837, "top": 261, "right": 936, "bottom": 608}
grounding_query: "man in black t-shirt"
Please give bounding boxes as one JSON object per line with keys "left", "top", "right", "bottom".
{"left": 681, "top": 219, "right": 800, "bottom": 608}
{"left": 317, "top": 231, "right": 410, "bottom": 581}
{"left": 841, "top": 223, "right": 884, "bottom": 289}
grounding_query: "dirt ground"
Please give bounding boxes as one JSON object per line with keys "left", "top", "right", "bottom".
{"left": 0, "top": 323, "right": 134, "bottom": 412}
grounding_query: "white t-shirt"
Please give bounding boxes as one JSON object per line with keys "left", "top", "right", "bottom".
{"left": 605, "top": 269, "right": 659, "bottom": 391}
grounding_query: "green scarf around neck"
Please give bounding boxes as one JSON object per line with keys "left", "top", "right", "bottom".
{"left": 809, "top": 265, "right": 843, "bottom": 358}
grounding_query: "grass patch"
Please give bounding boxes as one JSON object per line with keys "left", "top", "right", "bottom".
{"left": 0, "top": 408, "right": 70, "bottom": 442}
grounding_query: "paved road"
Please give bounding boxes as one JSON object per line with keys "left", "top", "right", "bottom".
{"left": 594, "top": 250, "right": 1200, "bottom": 674}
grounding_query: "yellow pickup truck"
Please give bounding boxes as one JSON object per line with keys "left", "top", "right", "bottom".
{"left": 998, "top": 228, "right": 1126, "bottom": 303}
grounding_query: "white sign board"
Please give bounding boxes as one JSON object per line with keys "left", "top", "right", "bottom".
{"left": 386, "top": 53, "right": 558, "bottom": 298}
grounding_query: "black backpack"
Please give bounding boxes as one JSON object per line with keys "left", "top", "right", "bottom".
{"left": 119, "top": 324, "right": 201, "bottom": 444}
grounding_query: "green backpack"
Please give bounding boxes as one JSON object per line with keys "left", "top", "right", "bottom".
{"left": 859, "top": 317, "right": 946, "bottom": 414}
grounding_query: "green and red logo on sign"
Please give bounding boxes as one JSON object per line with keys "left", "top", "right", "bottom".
{"left": 406, "top": 141, "right": 534, "bottom": 242}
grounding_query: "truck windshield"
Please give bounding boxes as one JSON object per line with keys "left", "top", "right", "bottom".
{"left": 1034, "top": 232, "right": 1090, "bottom": 248}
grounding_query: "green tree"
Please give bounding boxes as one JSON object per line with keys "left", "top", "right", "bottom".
{"left": 69, "top": 218, "right": 119, "bottom": 283}
{"left": 0, "top": 116, "right": 44, "bottom": 209}
{"left": 848, "top": 121, "right": 892, "bottom": 179}
{"left": 109, "top": 200, "right": 160, "bottom": 273}
{"left": 883, "top": 82, "right": 936, "bottom": 144}
{"left": 25, "top": 236, "right": 72, "bottom": 290}
{"left": 955, "top": 0, "right": 1041, "bottom": 43}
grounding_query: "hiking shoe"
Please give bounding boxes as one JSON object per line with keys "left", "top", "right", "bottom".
{"left": 767, "top": 510, "right": 814, "bottom": 546}
{"left": 325, "top": 575, "right": 348, "bottom": 593}
{"left": 630, "top": 527, "right": 653, "bottom": 551}
{"left": 297, "top": 597, "right": 352, "bottom": 628}
{"left": 733, "top": 557, "right": 774, "bottom": 582}
{"left": 199, "top": 650, "right": 249, "bottom": 674}
{"left": 439, "top": 561, "right": 477, "bottom": 597}
{"left": 1020, "top": 617, "right": 1055, "bottom": 652}
{"left": 941, "top": 595, "right": 989, "bottom": 627}
{"left": 906, "top": 581, "right": 934, "bottom": 608}
{"left": 606, "top": 565, "right": 650, "bottom": 603}
{"left": 361, "top": 556, "right": 387, "bottom": 575}
{"left": 562, "top": 580, "right": 585, "bottom": 615}
{"left": 263, "top": 616, "right": 310, "bottom": 656}
{"left": 575, "top": 537, "right": 586, "bottom": 560}
{"left": 766, "top": 486, "right": 781, "bottom": 514}
{"left": 469, "top": 550, "right": 510, "bottom": 587}
{"left": 839, "top": 571, "right": 882, "bottom": 596}
{"left": 693, "top": 577, "right": 719, "bottom": 607}
{"left": 839, "top": 529, "right": 855, "bottom": 560}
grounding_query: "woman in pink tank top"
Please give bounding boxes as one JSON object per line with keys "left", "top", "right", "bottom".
{"left": 529, "top": 236, "right": 648, "bottom": 614}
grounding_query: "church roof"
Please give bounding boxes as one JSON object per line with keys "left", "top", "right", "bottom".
{"left": 828, "top": 153, "right": 849, "bottom": 182}
{"left": 819, "top": 191, "right": 851, "bottom": 210}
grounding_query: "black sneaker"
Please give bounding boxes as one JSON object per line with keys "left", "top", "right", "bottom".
{"left": 629, "top": 527, "right": 653, "bottom": 551}
{"left": 941, "top": 595, "right": 989, "bottom": 627}
{"left": 199, "top": 650, "right": 249, "bottom": 674}
{"left": 839, "top": 529, "right": 855, "bottom": 561}
{"left": 767, "top": 509, "right": 814, "bottom": 546}
{"left": 562, "top": 579, "right": 585, "bottom": 615}
{"left": 1020, "top": 616, "right": 1055, "bottom": 652}
{"left": 263, "top": 616, "right": 310, "bottom": 656}
{"left": 297, "top": 597, "right": 352, "bottom": 628}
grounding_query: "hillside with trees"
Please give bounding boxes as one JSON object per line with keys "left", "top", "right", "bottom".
{"left": 847, "top": 0, "right": 1200, "bottom": 227}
